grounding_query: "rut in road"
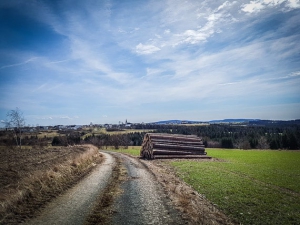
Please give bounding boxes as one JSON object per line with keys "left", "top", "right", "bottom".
{"left": 24, "top": 151, "right": 184, "bottom": 225}
{"left": 24, "top": 152, "right": 116, "bottom": 225}
{"left": 109, "top": 152, "right": 185, "bottom": 225}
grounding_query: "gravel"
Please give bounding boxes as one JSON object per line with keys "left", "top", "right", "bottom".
{"left": 110, "top": 153, "right": 185, "bottom": 225}
{"left": 24, "top": 151, "right": 187, "bottom": 225}
{"left": 24, "top": 152, "right": 116, "bottom": 225}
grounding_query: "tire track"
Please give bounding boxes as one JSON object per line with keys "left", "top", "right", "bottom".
{"left": 24, "top": 152, "right": 116, "bottom": 225}
{"left": 109, "top": 152, "right": 184, "bottom": 225}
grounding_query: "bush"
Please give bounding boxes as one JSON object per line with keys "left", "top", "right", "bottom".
{"left": 52, "top": 136, "right": 67, "bottom": 146}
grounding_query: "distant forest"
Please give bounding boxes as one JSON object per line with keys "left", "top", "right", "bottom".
{"left": 82, "top": 122, "right": 300, "bottom": 150}
{"left": 1, "top": 122, "right": 299, "bottom": 150}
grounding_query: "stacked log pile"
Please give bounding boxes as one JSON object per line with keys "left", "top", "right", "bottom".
{"left": 140, "top": 133, "right": 210, "bottom": 159}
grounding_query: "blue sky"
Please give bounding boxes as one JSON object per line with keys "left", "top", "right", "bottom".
{"left": 1, "top": 0, "right": 300, "bottom": 126}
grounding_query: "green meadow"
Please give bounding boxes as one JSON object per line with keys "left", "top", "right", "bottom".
{"left": 171, "top": 149, "right": 300, "bottom": 225}
{"left": 108, "top": 146, "right": 141, "bottom": 156}
{"left": 105, "top": 147, "right": 300, "bottom": 224}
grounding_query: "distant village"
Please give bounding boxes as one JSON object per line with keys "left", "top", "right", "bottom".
{"left": 1, "top": 118, "right": 299, "bottom": 132}
{"left": 0, "top": 119, "right": 135, "bottom": 132}
{"left": 0, "top": 118, "right": 211, "bottom": 132}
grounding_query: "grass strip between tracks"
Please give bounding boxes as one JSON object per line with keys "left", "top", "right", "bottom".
{"left": 84, "top": 154, "right": 127, "bottom": 225}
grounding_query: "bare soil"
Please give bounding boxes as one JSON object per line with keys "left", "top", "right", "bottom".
{"left": 0, "top": 145, "right": 103, "bottom": 224}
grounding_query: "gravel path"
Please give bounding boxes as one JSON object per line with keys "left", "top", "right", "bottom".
{"left": 110, "top": 152, "right": 185, "bottom": 225}
{"left": 24, "top": 152, "right": 185, "bottom": 225}
{"left": 24, "top": 152, "right": 116, "bottom": 225}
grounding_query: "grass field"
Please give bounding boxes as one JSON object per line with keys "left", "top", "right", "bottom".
{"left": 103, "top": 147, "right": 300, "bottom": 224}
{"left": 84, "top": 128, "right": 154, "bottom": 134}
{"left": 81, "top": 128, "right": 154, "bottom": 139}
{"left": 171, "top": 149, "right": 300, "bottom": 225}
{"left": 105, "top": 146, "right": 141, "bottom": 156}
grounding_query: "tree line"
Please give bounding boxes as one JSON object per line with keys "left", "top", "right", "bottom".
{"left": 50, "top": 123, "right": 299, "bottom": 150}
{"left": 1, "top": 108, "right": 299, "bottom": 150}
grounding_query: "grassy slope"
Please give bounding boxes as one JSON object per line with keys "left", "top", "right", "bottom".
{"left": 171, "top": 149, "right": 300, "bottom": 225}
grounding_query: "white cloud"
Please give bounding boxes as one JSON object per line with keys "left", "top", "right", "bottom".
{"left": 287, "top": 0, "right": 300, "bottom": 8}
{"left": 217, "top": 1, "right": 231, "bottom": 11}
{"left": 217, "top": 1, "right": 237, "bottom": 11}
{"left": 176, "top": 11, "right": 231, "bottom": 45}
{"left": 242, "top": 0, "right": 300, "bottom": 13}
{"left": 263, "top": 0, "right": 286, "bottom": 6}
{"left": 135, "top": 43, "right": 161, "bottom": 54}
{"left": 242, "top": 1, "right": 265, "bottom": 13}
{"left": 290, "top": 71, "right": 300, "bottom": 77}
{"left": 1, "top": 0, "right": 299, "bottom": 123}
{"left": 179, "top": 29, "right": 211, "bottom": 44}
{"left": 59, "top": 116, "right": 72, "bottom": 120}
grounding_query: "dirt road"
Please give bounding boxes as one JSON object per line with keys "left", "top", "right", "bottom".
{"left": 25, "top": 152, "right": 116, "bottom": 225}
{"left": 24, "top": 151, "right": 184, "bottom": 225}
{"left": 110, "top": 152, "right": 184, "bottom": 225}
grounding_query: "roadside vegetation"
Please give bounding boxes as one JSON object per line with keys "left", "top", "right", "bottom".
{"left": 170, "top": 149, "right": 300, "bottom": 225}
{"left": 106, "top": 146, "right": 141, "bottom": 157}
{"left": 0, "top": 145, "right": 102, "bottom": 224}
{"left": 108, "top": 148, "right": 300, "bottom": 224}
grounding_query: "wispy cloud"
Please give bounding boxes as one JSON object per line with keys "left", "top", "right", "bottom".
{"left": 135, "top": 43, "right": 161, "bottom": 54}
{"left": 290, "top": 71, "right": 300, "bottom": 77}
{"left": 0, "top": 0, "right": 299, "bottom": 125}
{"left": 242, "top": 0, "right": 300, "bottom": 13}
{"left": 0, "top": 57, "right": 38, "bottom": 69}
{"left": 46, "top": 59, "right": 70, "bottom": 64}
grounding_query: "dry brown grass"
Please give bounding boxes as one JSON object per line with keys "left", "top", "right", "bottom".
{"left": 141, "top": 159, "right": 236, "bottom": 225}
{"left": 84, "top": 156, "right": 127, "bottom": 225}
{"left": 0, "top": 145, "right": 103, "bottom": 224}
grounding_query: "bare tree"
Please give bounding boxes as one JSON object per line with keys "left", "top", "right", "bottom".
{"left": 257, "top": 136, "right": 269, "bottom": 149}
{"left": 6, "top": 108, "right": 26, "bottom": 148}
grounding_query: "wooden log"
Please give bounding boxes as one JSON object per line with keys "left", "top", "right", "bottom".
{"left": 149, "top": 134, "right": 202, "bottom": 142}
{"left": 140, "top": 133, "right": 207, "bottom": 160}
{"left": 151, "top": 139, "right": 204, "bottom": 146}
{"left": 153, "top": 143, "right": 205, "bottom": 151}
{"left": 153, "top": 149, "right": 205, "bottom": 155}
{"left": 153, "top": 149, "right": 206, "bottom": 155}
{"left": 149, "top": 133, "right": 198, "bottom": 138}
{"left": 154, "top": 155, "right": 211, "bottom": 159}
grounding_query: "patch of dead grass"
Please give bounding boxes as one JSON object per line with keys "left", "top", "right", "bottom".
{"left": 84, "top": 155, "right": 127, "bottom": 225}
{"left": 0, "top": 145, "right": 103, "bottom": 224}
{"left": 141, "top": 159, "right": 236, "bottom": 225}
